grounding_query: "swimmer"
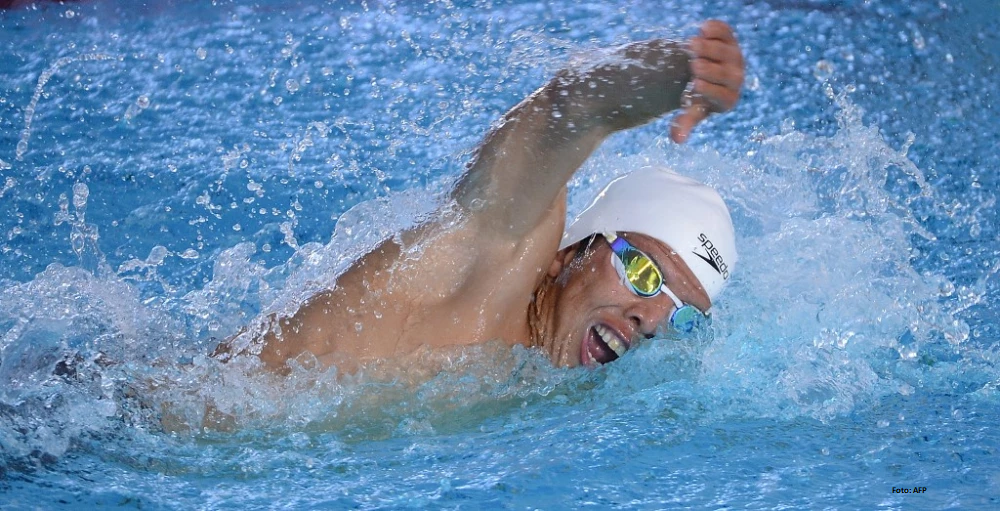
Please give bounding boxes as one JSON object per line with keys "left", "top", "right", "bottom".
{"left": 216, "top": 20, "right": 745, "bottom": 372}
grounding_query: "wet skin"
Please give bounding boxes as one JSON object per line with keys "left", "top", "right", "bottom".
{"left": 216, "top": 21, "right": 743, "bottom": 372}
{"left": 536, "top": 232, "right": 712, "bottom": 368}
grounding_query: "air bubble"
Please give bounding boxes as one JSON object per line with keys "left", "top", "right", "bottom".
{"left": 285, "top": 79, "right": 300, "bottom": 94}
{"left": 136, "top": 95, "right": 150, "bottom": 109}
{"left": 196, "top": 47, "right": 207, "bottom": 60}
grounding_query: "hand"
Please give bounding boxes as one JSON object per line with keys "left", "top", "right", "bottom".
{"left": 670, "top": 20, "right": 745, "bottom": 143}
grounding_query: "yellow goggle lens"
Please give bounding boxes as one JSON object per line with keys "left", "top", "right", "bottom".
{"left": 621, "top": 248, "right": 663, "bottom": 296}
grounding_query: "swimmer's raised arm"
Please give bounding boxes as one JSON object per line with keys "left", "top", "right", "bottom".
{"left": 454, "top": 20, "right": 744, "bottom": 237}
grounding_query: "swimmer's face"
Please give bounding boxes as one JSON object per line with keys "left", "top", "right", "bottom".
{"left": 540, "top": 232, "right": 711, "bottom": 368}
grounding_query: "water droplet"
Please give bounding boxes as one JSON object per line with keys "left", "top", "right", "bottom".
{"left": 285, "top": 79, "right": 300, "bottom": 94}
{"left": 273, "top": 96, "right": 283, "bottom": 106}
{"left": 813, "top": 60, "right": 834, "bottom": 81}
{"left": 196, "top": 47, "right": 207, "bottom": 60}
{"left": 233, "top": 223, "right": 242, "bottom": 232}
{"left": 938, "top": 280, "right": 955, "bottom": 297}
{"left": 780, "top": 118, "right": 796, "bottom": 134}
{"left": 136, "top": 95, "right": 150, "bottom": 109}
{"left": 354, "top": 322, "right": 363, "bottom": 332}
{"left": 65, "top": 9, "right": 75, "bottom": 18}
{"left": 970, "top": 222, "right": 981, "bottom": 238}
{"left": 147, "top": 245, "right": 169, "bottom": 265}
{"left": 180, "top": 249, "right": 199, "bottom": 259}
{"left": 72, "top": 183, "right": 89, "bottom": 209}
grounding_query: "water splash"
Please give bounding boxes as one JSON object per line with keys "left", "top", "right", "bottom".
{"left": 16, "top": 53, "right": 118, "bottom": 161}
{"left": 681, "top": 89, "right": 966, "bottom": 422}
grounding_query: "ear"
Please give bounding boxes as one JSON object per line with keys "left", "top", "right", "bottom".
{"left": 548, "top": 244, "right": 579, "bottom": 278}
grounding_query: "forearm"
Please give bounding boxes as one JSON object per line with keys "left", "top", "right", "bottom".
{"left": 453, "top": 88, "right": 607, "bottom": 235}
{"left": 454, "top": 40, "right": 692, "bottom": 237}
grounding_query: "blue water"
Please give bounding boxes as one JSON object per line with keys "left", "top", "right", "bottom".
{"left": 2, "top": 0, "right": 999, "bottom": 508}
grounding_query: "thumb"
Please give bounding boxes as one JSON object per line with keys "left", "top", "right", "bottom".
{"left": 670, "top": 104, "right": 709, "bottom": 144}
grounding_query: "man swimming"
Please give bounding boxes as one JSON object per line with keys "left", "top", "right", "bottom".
{"left": 217, "top": 20, "right": 744, "bottom": 372}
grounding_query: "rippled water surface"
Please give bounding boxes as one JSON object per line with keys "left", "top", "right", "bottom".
{"left": 1, "top": 0, "right": 999, "bottom": 509}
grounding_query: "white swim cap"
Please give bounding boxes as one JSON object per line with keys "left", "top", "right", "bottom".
{"left": 560, "top": 166, "right": 737, "bottom": 303}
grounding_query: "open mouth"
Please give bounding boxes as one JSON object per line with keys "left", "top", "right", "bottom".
{"left": 583, "top": 324, "right": 630, "bottom": 366}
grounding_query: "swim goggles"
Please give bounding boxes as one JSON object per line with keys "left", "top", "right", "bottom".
{"left": 602, "top": 232, "right": 710, "bottom": 333}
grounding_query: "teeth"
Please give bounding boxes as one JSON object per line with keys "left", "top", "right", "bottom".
{"left": 595, "top": 325, "right": 627, "bottom": 357}
{"left": 586, "top": 349, "right": 598, "bottom": 366}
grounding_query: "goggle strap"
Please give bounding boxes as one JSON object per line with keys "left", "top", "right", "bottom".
{"left": 610, "top": 252, "right": 629, "bottom": 285}
{"left": 604, "top": 232, "right": 629, "bottom": 256}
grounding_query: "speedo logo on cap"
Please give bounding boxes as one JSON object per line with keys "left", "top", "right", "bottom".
{"left": 694, "top": 233, "right": 730, "bottom": 280}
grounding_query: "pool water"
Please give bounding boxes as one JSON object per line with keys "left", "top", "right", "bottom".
{"left": 2, "top": 0, "right": 999, "bottom": 508}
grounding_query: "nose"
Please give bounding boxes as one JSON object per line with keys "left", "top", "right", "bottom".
{"left": 625, "top": 297, "right": 673, "bottom": 339}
